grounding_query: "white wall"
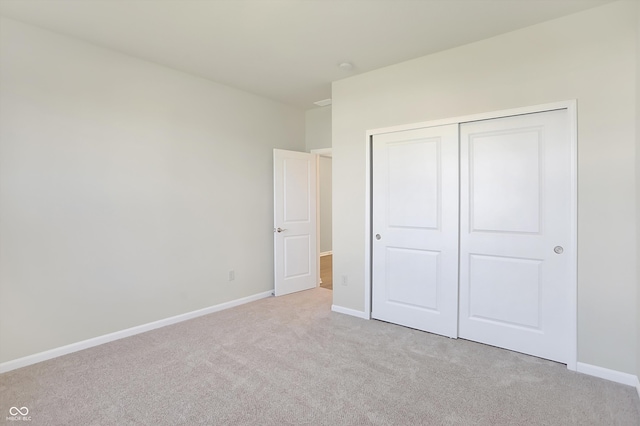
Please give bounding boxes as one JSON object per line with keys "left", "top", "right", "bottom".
{"left": 0, "top": 18, "right": 305, "bottom": 364}
{"left": 332, "top": 0, "right": 637, "bottom": 374}
{"left": 319, "top": 157, "right": 332, "bottom": 253}
{"left": 305, "top": 106, "right": 332, "bottom": 151}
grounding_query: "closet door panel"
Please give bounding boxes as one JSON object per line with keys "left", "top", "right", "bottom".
{"left": 372, "top": 125, "right": 459, "bottom": 338}
{"left": 459, "top": 110, "right": 572, "bottom": 363}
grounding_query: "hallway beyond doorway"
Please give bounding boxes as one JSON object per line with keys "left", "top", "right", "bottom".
{"left": 320, "top": 254, "right": 332, "bottom": 290}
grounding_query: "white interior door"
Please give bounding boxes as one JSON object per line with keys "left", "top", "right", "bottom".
{"left": 273, "top": 149, "right": 317, "bottom": 296}
{"left": 372, "top": 125, "right": 459, "bottom": 337}
{"left": 458, "top": 110, "right": 572, "bottom": 363}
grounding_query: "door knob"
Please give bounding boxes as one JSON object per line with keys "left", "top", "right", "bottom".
{"left": 375, "top": 234, "right": 381, "bottom": 240}
{"left": 554, "top": 246, "right": 564, "bottom": 254}
{"left": 275, "top": 227, "right": 287, "bottom": 233}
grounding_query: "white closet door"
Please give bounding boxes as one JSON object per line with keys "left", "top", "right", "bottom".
{"left": 458, "top": 110, "right": 572, "bottom": 363}
{"left": 372, "top": 125, "right": 459, "bottom": 338}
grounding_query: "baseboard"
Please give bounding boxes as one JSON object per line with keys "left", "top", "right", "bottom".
{"left": 331, "top": 304, "right": 370, "bottom": 320}
{"left": 320, "top": 251, "right": 332, "bottom": 257}
{"left": 0, "top": 290, "right": 273, "bottom": 374}
{"left": 576, "top": 362, "right": 639, "bottom": 388}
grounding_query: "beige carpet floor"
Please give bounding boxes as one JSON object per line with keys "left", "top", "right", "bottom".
{"left": 1, "top": 287, "right": 639, "bottom": 425}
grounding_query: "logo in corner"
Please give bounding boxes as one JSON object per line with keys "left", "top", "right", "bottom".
{"left": 6, "top": 407, "right": 31, "bottom": 422}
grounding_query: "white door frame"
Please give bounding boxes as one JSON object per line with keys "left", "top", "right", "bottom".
{"left": 311, "top": 148, "right": 333, "bottom": 287}
{"left": 363, "top": 100, "right": 578, "bottom": 371}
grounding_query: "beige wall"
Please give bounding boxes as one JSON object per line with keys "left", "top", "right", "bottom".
{"left": 636, "top": 0, "right": 640, "bottom": 381}
{"left": 332, "top": 1, "right": 637, "bottom": 374}
{"left": 306, "top": 106, "right": 333, "bottom": 253}
{"left": 0, "top": 18, "right": 305, "bottom": 363}
{"left": 305, "top": 106, "right": 332, "bottom": 151}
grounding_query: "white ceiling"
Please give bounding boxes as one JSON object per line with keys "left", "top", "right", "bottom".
{"left": 0, "top": 0, "right": 614, "bottom": 110}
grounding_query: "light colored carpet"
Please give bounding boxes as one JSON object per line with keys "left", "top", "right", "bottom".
{"left": 1, "top": 287, "right": 639, "bottom": 425}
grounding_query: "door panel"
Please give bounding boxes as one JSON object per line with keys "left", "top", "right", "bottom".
{"left": 274, "top": 149, "right": 317, "bottom": 296}
{"left": 284, "top": 235, "right": 311, "bottom": 278}
{"left": 386, "top": 247, "right": 439, "bottom": 310}
{"left": 283, "top": 157, "right": 311, "bottom": 222}
{"left": 387, "top": 139, "right": 440, "bottom": 229}
{"left": 468, "top": 254, "right": 542, "bottom": 329}
{"left": 372, "top": 125, "right": 459, "bottom": 338}
{"left": 459, "top": 110, "right": 571, "bottom": 363}
{"left": 469, "top": 129, "right": 541, "bottom": 233}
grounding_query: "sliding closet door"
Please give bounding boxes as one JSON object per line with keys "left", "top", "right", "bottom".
{"left": 458, "top": 110, "right": 572, "bottom": 363}
{"left": 372, "top": 125, "right": 459, "bottom": 338}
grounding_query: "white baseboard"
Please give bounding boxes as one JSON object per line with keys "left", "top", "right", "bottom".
{"left": 320, "top": 251, "right": 332, "bottom": 257}
{"left": 576, "top": 362, "right": 639, "bottom": 388}
{"left": 0, "top": 290, "right": 273, "bottom": 374}
{"left": 331, "top": 304, "right": 370, "bottom": 320}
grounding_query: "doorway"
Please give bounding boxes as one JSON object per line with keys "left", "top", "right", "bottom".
{"left": 313, "top": 148, "right": 333, "bottom": 290}
{"left": 272, "top": 148, "right": 332, "bottom": 296}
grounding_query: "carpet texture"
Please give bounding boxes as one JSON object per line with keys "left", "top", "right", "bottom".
{"left": 1, "top": 288, "right": 639, "bottom": 425}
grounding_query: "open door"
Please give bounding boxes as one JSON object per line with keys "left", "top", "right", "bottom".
{"left": 273, "top": 149, "right": 317, "bottom": 296}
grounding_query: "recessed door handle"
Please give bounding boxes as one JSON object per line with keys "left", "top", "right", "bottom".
{"left": 275, "top": 227, "right": 287, "bottom": 233}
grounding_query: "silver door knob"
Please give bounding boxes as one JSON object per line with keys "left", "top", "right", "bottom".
{"left": 275, "top": 227, "right": 287, "bottom": 233}
{"left": 375, "top": 234, "right": 381, "bottom": 240}
{"left": 554, "top": 246, "right": 564, "bottom": 254}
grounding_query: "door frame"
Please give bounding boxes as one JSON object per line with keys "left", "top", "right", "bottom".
{"left": 311, "top": 148, "right": 333, "bottom": 287}
{"left": 363, "top": 100, "right": 578, "bottom": 371}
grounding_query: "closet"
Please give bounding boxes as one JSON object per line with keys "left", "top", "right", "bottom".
{"left": 371, "top": 107, "right": 574, "bottom": 364}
